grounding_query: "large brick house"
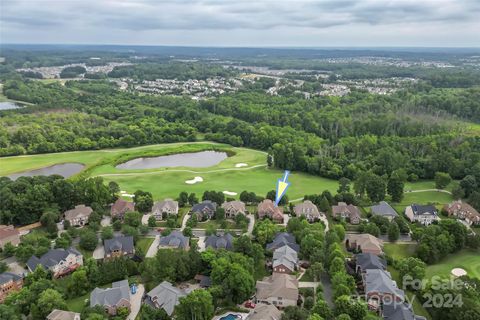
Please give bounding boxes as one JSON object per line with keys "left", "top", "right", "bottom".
{"left": 104, "top": 236, "right": 135, "bottom": 260}
{"left": 90, "top": 280, "right": 131, "bottom": 316}
{"left": 0, "top": 272, "right": 23, "bottom": 303}
{"left": 444, "top": 200, "right": 480, "bottom": 226}
{"left": 258, "top": 199, "right": 284, "bottom": 224}
{"left": 111, "top": 199, "right": 135, "bottom": 220}
{"left": 221, "top": 200, "right": 247, "bottom": 218}
{"left": 332, "top": 202, "right": 361, "bottom": 224}
{"left": 405, "top": 204, "right": 439, "bottom": 225}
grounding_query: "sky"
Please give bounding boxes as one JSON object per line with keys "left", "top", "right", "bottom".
{"left": 1, "top": 0, "right": 479, "bottom": 47}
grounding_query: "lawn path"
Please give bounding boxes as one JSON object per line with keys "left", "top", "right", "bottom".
{"left": 405, "top": 188, "right": 452, "bottom": 195}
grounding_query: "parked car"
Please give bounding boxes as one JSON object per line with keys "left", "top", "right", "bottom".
{"left": 244, "top": 301, "right": 256, "bottom": 308}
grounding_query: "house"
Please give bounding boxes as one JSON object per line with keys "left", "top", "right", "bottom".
{"left": 46, "top": 310, "right": 81, "bottom": 320}
{"left": 191, "top": 200, "right": 217, "bottom": 221}
{"left": 194, "top": 274, "right": 212, "bottom": 288}
{"left": 145, "top": 281, "right": 190, "bottom": 316}
{"left": 205, "top": 233, "right": 234, "bottom": 250}
{"left": 64, "top": 204, "right": 93, "bottom": 227}
{"left": 222, "top": 200, "right": 246, "bottom": 218}
{"left": 26, "top": 248, "right": 83, "bottom": 278}
{"left": 267, "top": 233, "right": 300, "bottom": 252}
{"left": 152, "top": 199, "right": 179, "bottom": 220}
{"left": 256, "top": 273, "right": 299, "bottom": 308}
{"left": 0, "top": 225, "right": 20, "bottom": 249}
{"left": 346, "top": 234, "right": 384, "bottom": 255}
{"left": 258, "top": 199, "right": 284, "bottom": 223}
{"left": 159, "top": 230, "right": 189, "bottom": 250}
{"left": 272, "top": 245, "right": 298, "bottom": 274}
{"left": 444, "top": 200, "right": 480, "bottom": 226}
{"left": 0, "top": 272, "right": 23, "bottom": 303}
{"left": 104, "top": 236, "right": 135, "bottom": 260}
{"left": 247, "top": 304, "right": 282, "bottom": 320}
{"left": 405, "top": 204, "right": 439, "bottom": 225}
{"left": 354, "top": 253, "right": 387, "bottom": 273}
{"left": 382, "top": 302, "right": 426, "bottom": 320}
{"left": 332, "top": 202, "right": 361, "bottom": 224}
{"left": 294, "top": 200, "right": 321, "bottom": 222}
{"left": 363, "top": 269, "right": 404, "bottom": 308}
{"left": 370, "top": 201, "right": 398, "bottom": 221}
{"left": 90, "top": 280, "right": 131, "bottom": 315}
{"left": 111, "top": 199, "right": 135, "bottom": 220}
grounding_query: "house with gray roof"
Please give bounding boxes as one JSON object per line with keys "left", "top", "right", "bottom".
{"left": 104, "top": 236, "right": 135, "bottom": 260}
{"left": 64, "top": 204, "right": 93, "bottom": 227}
{"left": 26, "top": 248, "right": 83, "bottom": 278}
{"left": 145, "top": 281, "right": 190, "bottom": 316}
{"left": 205, "top": 233, "right": 234, "bottom": 250}
{"left": 370, "top": 201, "right": 398, "bottom": 221}
{"left": 266, "top": 233, "right": 300, "bottom": 253}
{"left": 90, "top": 279, "right": 131, "bottom": 316}
{"left": 354, "top": 253, "right": 387, "bottom": 274}
{"left": 363, "top": 269, "right": 404, "bottom": 309}
{"left": 47, "top": 309, "right": 81, "bottom": 320}
{"left": 191, "top": 200, "right": 217, "bottom": 221}
{"left": 247, "top": 304, "right": 281, "bottom": 320}
{"left": 272, "top": 245, "right": 298, "bottom": 274}
{"left": 222, "top": 200, "right": 246, "bottom": 218}
{"left": 256, "top": 273, "right": 299, "bottom": 308}
{"left": 405, "top": 204, "right": 439, "bottom": 225}
{"left": 152, "top": 199, "right": 179, "bottom": 220}
{"left": 0, "top": 272, "right": 23, "bottom": 303}
{"left": 294, "top": 200, "right": 321, "bottom": 222}
{"left": 159, "top": 230, "right": 189, "bottom": 250}
{"left": 382, "top": 302, "right": 426, "bottom": 320}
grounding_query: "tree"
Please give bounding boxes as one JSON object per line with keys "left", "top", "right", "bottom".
{"left": 40, "top": 210, "right": 58, "bottom": 235}
{"left": 147, "top": 215, "right": 157, "bottom": 227}
{"left": 34, "top": 288, "right": 67, "bottom": 320}
{"left": 3, "top": 242, "right": 16, "bottom": 257}
{"left": 338, "top": 178, "right": 351, "bottom": 193}
{"left": 175, "top": 289, "right": 214, "bottom": 320}
{"left": 318, "top": 196, "right": 330, "bottom": 212}
{"left": 67, "top": 268, "right": 90, "bottom": 297}
{"left": 282, "top": 306, "right": 309, "bottom": 320}
{"left": 307, "top": 314, "right": 324, "bottom": 320}
{"left": 334, "top": 295, "right": 367, "bottom": 320}
{"left": 460, "top": 175, "right": 477, "bottom": 197}
{"left": 101, "top": 226, "right": 114, "bottom": 241}
{"left": 188, "top": 193, "right": 198, "bottom": 206}
{"left": 387, "top": 222, "right": 400, "bottom": 241}
{"left": 134, "top": 191, "right": 153, "bottom": 213}
{"left": 210, "top": 257, "right": 255, "bottom": 304}
{"left": 397, "top": 257, "right": 426, "bottom": 291}
{"left": 80, "top": 230, "right": 98, "bottom": 251}
{"left": 312, "top": 299, "right": 333, "bottom": 320}
{"left": 108, "top": 181, "right": 120, "bottom": 200}
{"left": 435, "top": 172, "right": 452, "bottom": 189}
{"left": 138, "top": 304, "right": 169, "bottom": 320}
{"left": 365, "top": 174, "right": 386, "bottom": 203}
{"left": 0, "top": 305, "right": 20, "bottom": 320}
{"left": 55, "top": 233, "right": 72, "bottom": 249}
{"left": 124, "top": 211, "right": 142, "bottom": 227}
{"left": 387, "top": 175, "right": 404, "bottom": 202}
{"left": 178, "top": 192, "right": 188, "bottom": 207}
{"left": 253, "top": 219, "right": 277, "bottom": 245}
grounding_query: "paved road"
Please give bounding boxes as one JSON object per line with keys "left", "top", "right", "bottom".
{"left": 101, "top": 216, "right": 111, "bottom": 227}
{"left": 146, "top": 235, "right": 160, "bottom": 258}
{"left": 405, "top": 188, "right": 452, "bottom": 194}
{"left": 141, "top": 214, "right": 152, "bottom": 225}
{"left": 93, "top": 244, "right": 105, "bottom": 260}
{"left": 128, "top": 284, "right": 145, "bottom": 320}
{"left": 197, "top": 236, "right": 206, "bottom": 252}
{"left": 320, "top": 272, "right": 334, "bottom": 308}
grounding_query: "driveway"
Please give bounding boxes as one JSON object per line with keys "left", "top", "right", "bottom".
{"left": 127, "top": 283, "right": 145, "bottom": 320}
{"left": 92, "top": 244, "right": 105, "bottom": 260}
{"left": 181, "top": 213, "right": 191, "bottom": 231}
{"left": 141, "top": 214, "right": 152, "bottom": 226}
{"left": 146, "top": 235, "right": 160, "bottom": 258}
{"left": 101, "top": 216, "right": 111, "bottom": 227}
{"left": 282, "top": 214, "right": 290, "bottom": 226}
{"left": 1, "top": 257, "right": 27, "bottom": 276}
{"left": 245, "top": 214, "right": 255, "bottom": 236}
{"left": 319, "top": 214, "right": 329, "bottom": 233}
{"left": 197, "top": 236, "right": 206, "bottom": 252}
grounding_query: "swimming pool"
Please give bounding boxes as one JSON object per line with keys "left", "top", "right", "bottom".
{"left": 219, "top": 314, "right": 239, "bottom": 320}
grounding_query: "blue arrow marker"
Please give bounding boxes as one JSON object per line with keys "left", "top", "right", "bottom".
{"left": 275, "top": 170, "right": 291, "bottom": 206}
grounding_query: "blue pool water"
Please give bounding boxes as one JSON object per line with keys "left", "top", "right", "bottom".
{"left": 220, "top": 315, "right": 239, "bottom": 320}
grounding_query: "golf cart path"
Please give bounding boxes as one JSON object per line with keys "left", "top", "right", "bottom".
{"left": 405, "top": 188, "right": 452, "bottom": 194}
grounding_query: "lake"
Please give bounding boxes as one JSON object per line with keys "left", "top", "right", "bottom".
{"left": 7, "top": 163, "right": 85, "bottom": 180}
{"left": 0, "top": 101, "right": 23, "bottom": 110}
{"left": 116, "top": 151, "right": 228, "bottom": 169}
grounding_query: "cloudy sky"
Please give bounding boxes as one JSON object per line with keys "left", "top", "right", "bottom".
{"left": 1, "top": 0, "right": 479, "bottom": 47}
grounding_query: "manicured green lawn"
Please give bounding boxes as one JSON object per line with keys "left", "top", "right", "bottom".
{"left": 197, "top": 219, "right": 237, "bottom": 230}
{"left": 384, "top": 243, "right": 417, "bottom": 260}
{"left": 135, "top": 237, "right": 155, "bottom": 253}
{"left": 425, "top": 249, "right": 480, "bottom": 280}
{"left": 398, "top": 191, "right": 453, "bottom": 206}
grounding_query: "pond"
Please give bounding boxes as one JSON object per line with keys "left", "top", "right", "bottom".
{"left": 116, "top": 151, "right": 228, "bottom": 170}
{"left": 7, "top": 163, "right": 85, "bottom": 180}
{"left": 0, "top": 101, "right": 23, "bottom": 110}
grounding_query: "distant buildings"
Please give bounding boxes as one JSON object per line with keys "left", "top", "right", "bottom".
{"left": 191, "top": 200, "right": 217, "bottom": 221}
{"left": 152, "top": 199, "right": 179, "bottom": 220}
{"left": 346, "top": 234, "right": 384, "bottom": 256}
{"left": 90, "top": 280, "right": 131, "bottom": 315}
{"left": 370, "top": 201, "right": 398, "bottom": 221}
{"left": 256, "top": 273, "right": 299, "bottom": 308}
{"left": 27, "top": 248, "right": 83, "bottom": 278}
{"left": 405, "top": 204, "right": 439, "bottom": 225}
{"left": 266, "top": 233, "right": 300, "bottom": 253}
{"left": 0, "top": 272, "right": 23, "bottom": 303}
{"left": 46, "top": 310, "right": 81, "bottom": 320}
{"left": 332, "top": 202, "right": 361, "bottom": 224}
{"left": 145, "top": 281, "right": 190, "bottom": 316}
{"left": 111, "top": 199, "right": 135, "bottom": 220}
{"left": 205, "top": 233, "right": 234, "bottom": 251}
{"left": 104, "top": 236, "right": 135, "bottom": 260}
{"left": 444, "top": 200, "right": 480, "bottom": 226}
{"left": 0, "top": 225, "right": 20, "bottom": 249}
{"left": 258, "top": 199, "right": 284, "bottom": 224}
{"left": 222, "top": 200, "right": 247, "bottom": 218}
{"left": 159, "top": 231, "right": 190, "bottom": 250}
{"left": 64, "top": 204, "right": 93, "bottom": 227}
{"left": 293, "top": 200, "right": 321, "bottom": 222}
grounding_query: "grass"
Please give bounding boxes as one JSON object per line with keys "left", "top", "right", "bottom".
{"left": 384, "top": 243, "right": 417, "bottom": 260}
{"left": 197, "top": 219, "right": 237, "bottom": 230}
{"left": 425, "top": 249, "right": 480, "bottom": 280}
{"left": 0, "top": 142, "right": 339, "bottom": 200}
{"left": 135, "top": 236, "right": 155, "bottom": 253}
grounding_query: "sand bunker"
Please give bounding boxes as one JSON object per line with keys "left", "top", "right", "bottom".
{"left": 185, "top": 176, "right": 204, "bottom": 184}
{"left": 235, "top": 163, "right": 248, "bottom": 168}
{"left": 120, "top": 191, "right": 134, "bottom": 198}
{"left": 451, "top": 268, "right": 467, "bottom": 277}
{"left": 223, "top": 191, "right": 237, "bottom": 196}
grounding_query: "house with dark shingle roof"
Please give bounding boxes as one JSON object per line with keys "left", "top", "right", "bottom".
{"left": 266, "top": 233, "right": 300, "bottom": 253}
{"left": 111, "top": 199, "right": 135, "bottom": 220}
{"left": 363, "top": 269, "right": 405, "bottom": 310}
{"left": 191, "top": 200, "right": 217, "bottom": 221}
{"left": 382, "top": 302, "right": 426, "bottom": 320}
{"left": 159, "top": 231, "right": 189, "bottom": 250}
{"left": 272, "top": 245, "right": 298, "bottom": 274}
{"left": 205, "top": 233, "right": 234, "bottom": 250}
{"left": 64, "top": 204, "right": 93, "bottom": 227}
{"left": 46, "top": 309, "right": 81, "bottom": 320}
{"left": 346, "top": 233, "right": 384, "bottom": 255}
{"left": 354, "top": 253, "right": 387, "bottom": 274}
{"left": 104, "top": 236, "right": 135, "bottom": 260}
{"left": 90, "top": 280, "right": 131, "bottom": 316}
{"left": 0, "top": 272, "right": 23, "bottom": 303}
{"left": 405, "top": 204, "right": 439, "bottom": 225}
{"left": 370, "top": 201, "right": 398, "bottom": 221}
{"left": 145, "top": 281, "right": 190, "bottom": 316}
{"left": 26, "top": 248, "right": 83, "bottom": 278}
